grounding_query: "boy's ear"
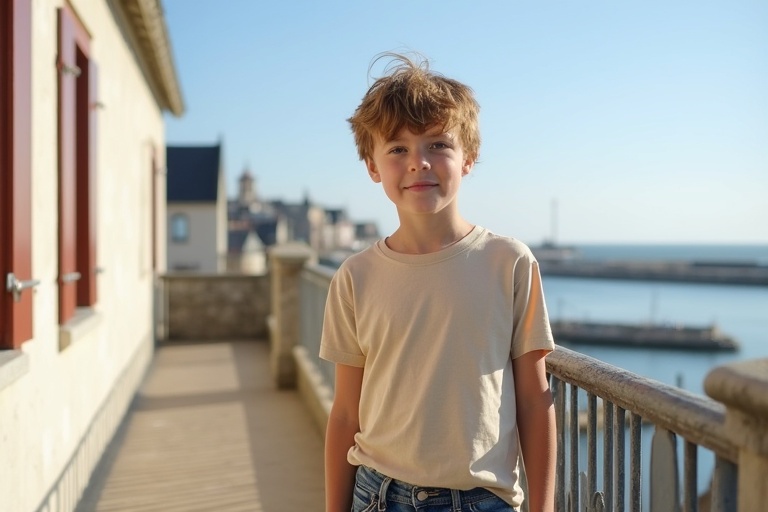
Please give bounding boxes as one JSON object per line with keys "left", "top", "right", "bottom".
{"left": 366, "top": 159, "right": 382, "bottom": 183}
{"left": 462, "top": 158, "right": 475, "bottom": 176}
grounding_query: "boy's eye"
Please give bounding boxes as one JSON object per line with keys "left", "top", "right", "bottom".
{"left": 431, "top": 142, "right": 449, "bottom": 149}
{"left": 388, "top": 147, "right": 406, "bottom": 154}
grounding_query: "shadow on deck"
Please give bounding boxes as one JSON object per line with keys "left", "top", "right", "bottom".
{"left": 76, "top": 340, "right": 325, "bottom": 512}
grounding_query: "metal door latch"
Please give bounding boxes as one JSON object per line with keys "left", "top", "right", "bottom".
{"left": 6, "top": 273, "right": 41, "bottom": 302}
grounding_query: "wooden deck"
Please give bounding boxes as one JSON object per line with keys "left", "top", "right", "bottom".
{"left": 76, "top": 340, "right": 325, "bottom": 512}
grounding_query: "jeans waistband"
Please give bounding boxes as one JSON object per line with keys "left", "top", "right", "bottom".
{"left": 356, "top": 465, "right": 500, "bottom": 510}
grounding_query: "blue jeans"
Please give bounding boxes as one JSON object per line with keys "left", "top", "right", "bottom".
{"left": 352, "top": 465, "right": 517, "bottom": 512}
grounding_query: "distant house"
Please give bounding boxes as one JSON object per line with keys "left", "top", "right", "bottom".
{"left": 166, "top": 144, "right": 227, "bottom": 272}
{"left": 227, "top": 228, "right": 267, "bottom": 275}
{"left": 227, "top": 168, "right": 380, "bottom": 267}
{"left": 0, "top": 1, "right": 183, "bottom": 511}
{"left": 227, "top": 170, "right": 288, "bottom": 272}
{"left": 354, "top": 221, "right": 381, "bottom": 248}
{"left": 269, "top": 196, "right": 323, "bottom": 247}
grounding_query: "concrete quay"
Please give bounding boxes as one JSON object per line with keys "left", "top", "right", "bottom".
{"left": 539, "top": 260, "right": 768, "bottom": 286}
{"left": 76, "top": 339, "right": 325, "bottom": 512}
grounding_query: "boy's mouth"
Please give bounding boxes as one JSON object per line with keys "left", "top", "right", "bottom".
{"left": 405, "top": 181, "right": 438, "bottom": 191}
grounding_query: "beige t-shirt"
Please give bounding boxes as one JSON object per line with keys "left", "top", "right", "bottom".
{"left": 319, "top": 226, "right": 554, "bottom": 507}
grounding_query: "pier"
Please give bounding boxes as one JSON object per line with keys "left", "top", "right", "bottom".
{"left": 539, "top": 259, "right": 768, "bottom": 286}
{"left": 551, "top": 320, "right": 739, "bottom": 351}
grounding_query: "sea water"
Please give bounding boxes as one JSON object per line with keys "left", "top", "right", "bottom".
{"left": 543, "top": 244, "right": 768, "bottom": 394}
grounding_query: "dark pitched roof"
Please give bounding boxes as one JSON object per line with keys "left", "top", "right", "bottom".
{"left": 253, "top": 218, "right": 278, "bottom": 246}
{"left": 228, "top": 229, "right": 265, "bottom": 253}
{"left": 166, "top": 145, "right": 221, "bottom": 202}
{"left": 228, "top": 229, "right": 249, "bottom": 252}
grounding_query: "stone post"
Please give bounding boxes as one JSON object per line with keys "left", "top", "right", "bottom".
{"left": 704, "top": 358, "right": 768, "bottom": 512}
{"left": 269, "top": 243, "right": 314, "bottom": 389}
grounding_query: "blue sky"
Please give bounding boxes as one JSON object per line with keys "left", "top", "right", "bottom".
{"left": 163, "top": 1, "right": 767, "bottom": 244}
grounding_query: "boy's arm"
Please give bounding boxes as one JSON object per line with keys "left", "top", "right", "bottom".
{"left": 513, "top": 349, "right": 556, "bottom": 512}
{"left": 325, "top": 363, "right": 364, "bottom": 512}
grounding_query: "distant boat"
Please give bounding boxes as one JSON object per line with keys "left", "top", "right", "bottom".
{"left": 551, "top": 320, "right": 739, "bottom": 352}
{"left": 531, "top": 199, "right": 579, "bottom": 262}
{"left": 531, "top": 240, "right": 579, "bottom": 263}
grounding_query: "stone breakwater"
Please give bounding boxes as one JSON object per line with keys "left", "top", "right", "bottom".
{"left": 538, "top": 260, "right": 768, "bottom": 286}
{"left": 551, "top": 320, "right": 739, "bottom": 351}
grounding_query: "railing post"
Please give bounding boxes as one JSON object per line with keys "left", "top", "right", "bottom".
{"left": 705, "top": 358, "right": 768, "bottom": 512}
{"left": 269, "top": 243, "right": 314, "bottom": 389}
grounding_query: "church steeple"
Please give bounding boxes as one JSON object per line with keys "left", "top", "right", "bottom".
{"left": 238, "top": 167, "right": 257, "bottom": 206}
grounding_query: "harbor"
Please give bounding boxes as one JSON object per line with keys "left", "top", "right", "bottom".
{"left": 536, "top": 257, "right": 768, "bottom": 286}
{"left": 551, "top": 320, "right": 740, "bottom": 352}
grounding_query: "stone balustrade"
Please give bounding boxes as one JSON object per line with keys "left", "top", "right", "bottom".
{"left": 705, "top": 359, "right": 768, "bottom": 512}
{"left": 267, "top": 243, "right": 316, "bottom": 388}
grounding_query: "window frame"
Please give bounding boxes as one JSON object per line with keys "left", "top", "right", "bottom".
{"left": 58, "top": 4, "right": 98, "bottom": 326}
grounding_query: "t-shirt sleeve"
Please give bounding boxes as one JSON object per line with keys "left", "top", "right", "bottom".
{"left": 511, "top": 249, "right": 555, "bottom": 359}
{"left": 319, "top": 266, "right": 366, "bottom": 367}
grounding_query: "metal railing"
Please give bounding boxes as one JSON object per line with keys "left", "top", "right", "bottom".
{"left": 294, "top": 261, "right": 740, "bottom": 512}
{"left": 299, "top": 264, "right": 337, "bottom": 388}
{"left": 549, "top": 347, "right": 737, "bottom": 512}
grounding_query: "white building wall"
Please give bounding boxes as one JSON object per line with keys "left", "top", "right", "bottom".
{"left": 217, "top": 165, "right": 228, "bottom": 271}
{"left": 167, "top": 203, "right": 221, "bottom": 273}
{"left": 0, "top": 1, "right": 168, "bottom": 511}
{"left": 336, "top": 221, "right": 356, "bottom": 249}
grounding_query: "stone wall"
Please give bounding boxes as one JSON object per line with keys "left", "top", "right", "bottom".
{"left": 160, "top": 274, "right": 270, "bottom": 340}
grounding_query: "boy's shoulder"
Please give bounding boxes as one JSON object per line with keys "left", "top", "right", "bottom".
{"left": 477, "top": 228, "right": 537, "bottom": 261}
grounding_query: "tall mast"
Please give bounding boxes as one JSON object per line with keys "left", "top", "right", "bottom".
{"left": 551, "top": 198, "right": 558, "bottom": 246}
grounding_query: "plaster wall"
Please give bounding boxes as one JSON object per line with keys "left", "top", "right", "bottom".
{"left": 217, "top": 164, "right": 228, "bottom": 262}
{"left": 0, "top": 1, "right": 168, "bottom": 510}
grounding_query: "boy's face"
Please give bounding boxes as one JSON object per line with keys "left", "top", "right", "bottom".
{"left": 366, "top": 125, "right": 474, "bottom": 221}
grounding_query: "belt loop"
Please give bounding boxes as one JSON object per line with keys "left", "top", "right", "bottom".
{"left": 377, "top": 475, "right": 392, "bottom": 511}
{"left": 450, "top": 488, "right": 462, "bottom": 511}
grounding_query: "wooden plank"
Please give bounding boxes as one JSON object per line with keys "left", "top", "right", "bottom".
{"left": 77, "top": 341, "right": 325, "bottom": 512}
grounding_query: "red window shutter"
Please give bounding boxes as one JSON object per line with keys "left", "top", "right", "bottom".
{"left": 57, "top": 7, "right": 78, "bottom": 324}
{"left": 76, "top": 57, "right": 97, "bottom": 306}
{"left": 1, "top": 0, "right": 34, "bottom": 349}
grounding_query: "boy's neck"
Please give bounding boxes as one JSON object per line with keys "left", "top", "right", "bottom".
{"left": 385, "top": 216, "right": 475, "bottom": 255}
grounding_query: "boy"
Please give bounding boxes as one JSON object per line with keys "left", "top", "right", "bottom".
{"left": 320, "top": 53, "right": 556, "bottom": 512}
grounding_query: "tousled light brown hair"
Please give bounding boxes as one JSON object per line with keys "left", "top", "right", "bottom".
{"left": 348, "top": 53, "right": 481, "bottom": 163}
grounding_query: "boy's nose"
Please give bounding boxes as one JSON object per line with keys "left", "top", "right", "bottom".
{"left": 409, "top": 152, "right": 431, "bottom": 171}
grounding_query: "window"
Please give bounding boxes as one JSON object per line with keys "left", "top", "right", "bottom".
{"left": 58, "top": 5, "right": 98, "bottom": 325}
{"left": 170, "top": 213, "right": 189, "bottom": 243}
{"left": 1, "top": 0, "right": 33, "bottom": 350}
